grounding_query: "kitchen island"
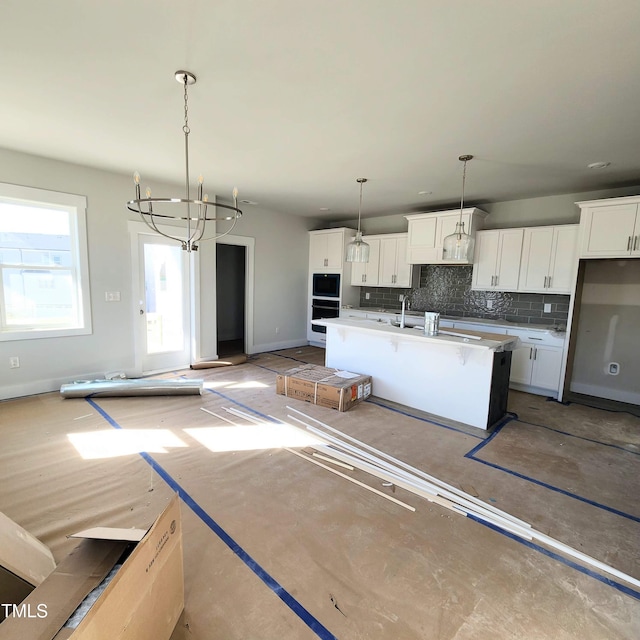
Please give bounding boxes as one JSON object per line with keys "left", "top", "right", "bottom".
{"left": 314, "top": 317, "right": 519, "bottom": 431}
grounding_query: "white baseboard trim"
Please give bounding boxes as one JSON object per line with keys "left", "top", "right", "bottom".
{"left": 1, "top": 370, "right": 108, "bottom": 401}
{"left": 569, "top": 382, "right": 640, "bottom": 406}
{"left": 249, "top": 339, "right": 308, "bottom": 354}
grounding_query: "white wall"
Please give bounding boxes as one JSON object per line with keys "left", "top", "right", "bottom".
{"left": 0, "top": 147, "right": 319, "bottom": 399}
{"left": 338, "top": 184, "right": 640, "bottom": 234}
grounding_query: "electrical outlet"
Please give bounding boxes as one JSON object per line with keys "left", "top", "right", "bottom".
{"left": 544, "top": 303, "right": 552, "bottom": 313}
{"left": 275, "top": 327, "right": 279, "bottom": 334}
{"left": 365, "top": 292, "right": 370, "bottom": 300}
{"left": 9, "top": 356, "right": 20, "bottom": 368}
{"left": 486, "top": 300, "right": 493, "bottom": 309}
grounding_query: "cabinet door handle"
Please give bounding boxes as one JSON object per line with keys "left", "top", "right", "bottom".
{"left": 543, "top": 276, "right": 547, "bottom": 288}
{"left": 533, "top": 347, "right": 537, "bottom": 360}
{"left": 628, "top": 236, "right": 632, "bottom": 251}
{"left": 548, "top": 276, "right": 552, "bottom": 288}
{"left": 635, "top": 235, "right": 639, "bottom": 251}
{"left": 529, "top": 347, "right": 533, "bottom": 360}
{"left": 495, "top": 275, "right": 499, "bottom": 286}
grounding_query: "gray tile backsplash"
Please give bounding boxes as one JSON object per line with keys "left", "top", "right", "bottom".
{"left": 358, "top": 265, "right": 569, "bottom": 326}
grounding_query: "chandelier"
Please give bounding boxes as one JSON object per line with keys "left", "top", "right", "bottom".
{"left": 127, "top": 70, "right": 243, "bottom": 252}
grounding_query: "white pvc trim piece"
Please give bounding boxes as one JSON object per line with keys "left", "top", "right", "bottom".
{"left": 285, "top": 448, "right": 415, "bottom": 512}
{"left": 284, "top": 406, "right": 640, "bottom": 590}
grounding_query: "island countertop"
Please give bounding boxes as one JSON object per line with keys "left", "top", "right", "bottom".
{"left": 316, "top": 317, "right": 517, "bottom": 430}
{"left": 314, "top": 317, "right": 519, "bottom": 352}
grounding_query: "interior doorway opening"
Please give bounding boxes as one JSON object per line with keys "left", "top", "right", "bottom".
{"left": 216, "top": 243, "right": 246, "bottom": 357}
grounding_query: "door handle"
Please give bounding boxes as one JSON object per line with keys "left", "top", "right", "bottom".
{"left": 547, "top": 276, "right": 552, "bottom": 288}
{"left": 529, "top": 347, "right": 532, "bottom": 360}
{"left": 494, "top": 275, "right": 498, "bottom": 286}
{"left": 628, "top": 236, "right": 632, "bottom": 251}
{"left": 139, "top": 309, "right": 145, "bottom": 315}
{"left": 635, "top": 235, "right": 639, "bottom": 251}
{"left": 543, "top": 276, "right": 547, "bottom": 288}
{"left": 533, "top": 347, "right": 537, "bottom": 360}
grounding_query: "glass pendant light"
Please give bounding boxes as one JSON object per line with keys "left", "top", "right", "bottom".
{"left": 443, "top": 154, "right": 475, "bottom": 262}
{"left": 346, "top": 178, "right": 370, "bottom": 262}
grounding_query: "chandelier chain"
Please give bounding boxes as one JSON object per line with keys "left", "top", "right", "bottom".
{"left": 182, "top": 74, "right": 190, "bottom": 135}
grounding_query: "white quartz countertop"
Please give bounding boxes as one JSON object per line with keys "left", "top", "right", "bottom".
{"left": 342, "top": 307, "right": 566, "bottom": 335}
{"left": 315, "top": 317, "right": 518, "bottom": 351}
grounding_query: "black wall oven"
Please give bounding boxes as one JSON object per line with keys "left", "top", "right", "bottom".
{"left": 311, "top": 298, "right": 340, "bottom": 333}
{"left": 312, "top": 273, "right": 340, "bottom": 297}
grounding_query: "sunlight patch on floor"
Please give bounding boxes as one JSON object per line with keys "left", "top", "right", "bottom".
{"left": 68, "top": 429, "right": 188, "bottom": 459}
{"left": 184, "top": 423, "right": 321, "bottom": 453}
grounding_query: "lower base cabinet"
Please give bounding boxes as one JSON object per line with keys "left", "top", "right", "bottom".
{"left": 510, "top": 343, "right": 563, "bottom": 393}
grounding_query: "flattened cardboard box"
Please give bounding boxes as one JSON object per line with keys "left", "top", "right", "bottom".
{"left": 0, "top": 495, "right": 183, "bottom": 640}
{"left": 0, "top": 511, "right": 56, "bottom": 622}
{"left": 276, "top": 364, "right": 372, "bottom": 411}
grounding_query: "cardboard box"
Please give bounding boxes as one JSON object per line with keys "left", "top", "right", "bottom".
{"left": 276, "top": 364, "right": 372, "bottom": 411}
{"left": 0, "top": 511, "right": 57, "bottom": 622}
{"left": 0, "top": 495, "right": 183, "bottom": 640}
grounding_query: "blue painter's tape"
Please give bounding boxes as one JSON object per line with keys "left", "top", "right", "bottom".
{"left": 366, "top": 398, "right": 486, "bottom": 439}
{"left": 468, "top": 455, "right": 640, "bottom": 523}
{"left": 515, "top": 418, "right": 640, "bottom": 457}
{"left": 465, "top": 513, "right": 640, "bottom": 601}
{"left": 85, "top": 398, "right": 338, "bottom": 640}
{"left": 464, "top": 421, "right": 640, "bottom": 523}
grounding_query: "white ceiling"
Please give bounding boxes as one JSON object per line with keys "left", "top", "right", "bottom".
{"left": 2, "top": 1, "right": 640, "bottom": 220}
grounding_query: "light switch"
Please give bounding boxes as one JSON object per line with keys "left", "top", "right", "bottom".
{"left": 105, "top": 291, "right": 121, "bottom": 302}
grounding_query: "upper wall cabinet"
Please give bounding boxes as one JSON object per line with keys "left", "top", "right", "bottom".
{"left": 379, "top": 234, "right": 413, "bottom": 287}
{"left": 404, "top": 208, "right": 488, "bottom": 264}
{"left": 518, "top": 225, "right": 579, "bottom": 294}
{"left": 350, "top": 233, "right": 414, "bottom": 288}
{"left": 350, "top": 237, "right": 381, "bottom": 286}
{"left": 309, "top": 228, "right": 355, "bottom": 271}
{"left": 577, "top": 196, "right": 640, "bottom": 258}
{"left": 471, "top": 228, "right": 524, "bottom": 291}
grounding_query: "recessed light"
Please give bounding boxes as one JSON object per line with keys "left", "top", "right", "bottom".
{"left": 587, "top": 162, "right": 611, "bottom": 169}
{"left": 319, "top": 207, "right": 330, "bottom": 211}
{"left": 239, "top": 199, "right": 258, "bottom": 205}
{"left": 418, "top": 190, "right": 432, "bottom": 195}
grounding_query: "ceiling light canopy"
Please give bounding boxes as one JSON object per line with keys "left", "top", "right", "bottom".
{"left": 346, "top": 178, "right": 370, "bottom": 263}
{"left": 442, "top": 155, "right": 475, "bottom": 262}
{"left": 127, "top": 70, "right": 243, "bottom": 252}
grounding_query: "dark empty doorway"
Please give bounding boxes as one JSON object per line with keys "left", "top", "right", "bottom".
{"left": 216, "top": 243, "right": 246, "bottom": 357}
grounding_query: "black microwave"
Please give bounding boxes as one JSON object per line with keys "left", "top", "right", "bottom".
{"left": 312, "top": 273, "right": 340, "bottom": 297}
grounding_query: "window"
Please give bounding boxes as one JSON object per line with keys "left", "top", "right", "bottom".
{"left": 0, "top": 182, "right": 91, "bottom": 341}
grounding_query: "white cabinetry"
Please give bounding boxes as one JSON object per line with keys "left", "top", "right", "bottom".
{"left": 507, "top": 328, "right": 564, "bottom": 394}
{"left": 309, "top": 228, "right": 354, "bottom": 270}
{"left": 350, "top": 237, "right": 381, "bottom": 286}
{"left": 308, "top": 228, "right": 359, "bottom": 346}
{"left": 404, "top": 208, "right": 487, "bottom": 264}
{"left": 444, "top": 320, "right": 565, "bottom": 396}
{"left": 518, "top": 225, "right": 578, "bottom": 293}
{"left": 350, "top": 233, "right": 414, "bottom": 288}
{"left": 379, "top": 234, "right": 413, "bottom": 287}
{"left": 472, "top": 229, "right": 524, "bottom": 291}
{"left": 577, "top": 197, "right": 640, "bottom": 258}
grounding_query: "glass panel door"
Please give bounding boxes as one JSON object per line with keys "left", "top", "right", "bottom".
{"left": 139, "top": 235, "right": 190, "bottom": 372}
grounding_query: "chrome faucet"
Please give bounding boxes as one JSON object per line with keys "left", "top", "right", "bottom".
{"left": 400, "top": 295, "right": 407, "bottom": 328}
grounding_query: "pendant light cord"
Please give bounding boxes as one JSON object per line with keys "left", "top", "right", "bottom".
{"left": 457, "top": 154, "right": 473, "bottom": 237}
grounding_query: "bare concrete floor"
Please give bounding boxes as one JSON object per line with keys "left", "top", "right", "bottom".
{"left": 1, "top": 346, "right": 638, "bottom": 639}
